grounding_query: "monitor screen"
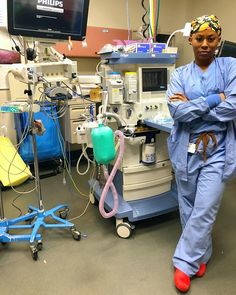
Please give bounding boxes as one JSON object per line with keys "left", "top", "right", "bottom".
{"left": 142, "top": 68, "right": 167, "bottom": 92}
{"left": 7, "top": 0, "right": 90, "bottom": 41}
{"left": 217, "top": 40, "right": 236, "bottom": 58}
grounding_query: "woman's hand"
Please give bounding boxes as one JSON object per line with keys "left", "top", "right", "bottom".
{"left": 219, "top": 92, "right": 226, "bottom": 101}
{"left": 169, "top": 92, "right": 189, "bottom": 102}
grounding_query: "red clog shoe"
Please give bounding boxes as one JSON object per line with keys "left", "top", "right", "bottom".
{"left": 195, "top": 263, "right": 207, "bottom": 277}
{"left": 174, "top": 268, "right": 191, "bottom": 293}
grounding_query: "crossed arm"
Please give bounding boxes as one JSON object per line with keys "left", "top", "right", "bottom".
{"left": 167, "top": 66, "right": 236, "bottom": 123}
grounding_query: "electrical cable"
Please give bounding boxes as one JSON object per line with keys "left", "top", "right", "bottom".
{"left": 0, "top": 108, "right": 34, "bottom": 176}
{"left": 3, "top": 83, "right": 95, "bottom": 216}
{"left": 68, "top": 198, "right": 90, "bottom": 221}
{"left": 155, "top": 0, "right": 161, "bottom": 41}
{"left": 61, "top": 80, "right": 92, "bottom": 103}
{"left": 68, "top": 165, "right": 96, "bottom": 222}
{"left": 41, "top": 95, "right": 68, "bottom": 119}
{"left": 0, "top": 106, "right": 32, "bottom": 150}
{"left": 51, "top": 114, "right": 92, "bottom": 198}
{"left": 141, "top": 0, "right": 150, "bottom": 39}
{"left": 149, "top": 0, "right": 154, "bottom": 40}
{"left": 153, "top": 0, "right": 157, "bottom": 41}
{"left": 166, "top": 29, "right": 184, "bottom": 48}
{"left": 4, "top": 102, "right": 39, "bottom": 193}
{"left": 1, "top": 57, "right": 94, "bottom": 219}
{"left": 2, "top": 79, "right": 87, "bottom": 197}
{"left": 95, "top": 60, "right": 106, "bottom": 79}
{"left": 0, "top": 99, "right": 37, "bottom": 195}
{"left": 11, "top": 193, "right": 23, "bottom": 217}
{"left": 76, "top": 144, "right": 95, "bottom": 176}
{"left": 6, "top": 140, "right": 37, "bottom": 195}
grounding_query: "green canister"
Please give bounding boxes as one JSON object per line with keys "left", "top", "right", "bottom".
{"left": 91, "top": 123, "right": 116, "bottom": 164}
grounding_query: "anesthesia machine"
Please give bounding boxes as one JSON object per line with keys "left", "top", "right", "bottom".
{"left": 82, "top": 52, "right": 179, "bottom": 238}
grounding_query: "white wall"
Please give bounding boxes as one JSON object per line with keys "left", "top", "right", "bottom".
{"left": 179, "top": 0, "right": 236, "bottom": 65}
{"left": 187, "top": 0, "right": 236, "bottom": 41}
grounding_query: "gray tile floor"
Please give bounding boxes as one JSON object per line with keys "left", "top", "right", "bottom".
{"left": 0, "top": 167, "right": 236, "bottom": 295}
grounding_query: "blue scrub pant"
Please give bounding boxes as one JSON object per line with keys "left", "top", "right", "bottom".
{"left": 173, "top": 132, "right": 226, "bottom": 276}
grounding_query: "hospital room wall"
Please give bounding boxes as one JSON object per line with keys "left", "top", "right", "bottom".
{"left": 181, "top": 0, "right": 236, "bottom": 65}
{"left": 74, "top": 0, "right": 189, "bottom": 73}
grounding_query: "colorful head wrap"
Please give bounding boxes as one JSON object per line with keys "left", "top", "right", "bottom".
{"left": 190, "top": 15, "right": 222, "bottom": 36}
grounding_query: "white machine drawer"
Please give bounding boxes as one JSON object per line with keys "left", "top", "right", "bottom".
{"left": 123, "top": 175, "right": 172, "bottom": 201}
{"left": 123, "top": 161, "right": 172, "bottom": 185}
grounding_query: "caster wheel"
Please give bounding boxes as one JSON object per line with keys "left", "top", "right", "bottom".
{"left": 57, "top": 158, "right": 63, "bottom": 173}
{"left": 71, "top": 228, "right": 81, "bottom": 241}
{"left": 89, "top": 193, "right": 98, "bottom": 205}
{"left": 25, "top": 209, "right": 35, "bottom": 223}
{"left": 116, "top": 222, "right": 133, "bottom": 239}
{"left": 37, "top": 241, "right": 43, "bottom": 251}
{"left": 30, "top": 246, "right": 39, "bottom": 261}
{"left": 59, "top": 208, "right": 70, "bottom": 219}
{"left": 32, "top": 251, "right": 38, "bottom": 261}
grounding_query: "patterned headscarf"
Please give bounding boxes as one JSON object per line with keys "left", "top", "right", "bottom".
{"left": 190, "top": 15, "right": 222, "bottom": 36}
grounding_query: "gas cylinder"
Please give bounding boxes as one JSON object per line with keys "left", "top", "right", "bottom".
{"left": 91, "top": 123, "right": 116, "bottom": 165}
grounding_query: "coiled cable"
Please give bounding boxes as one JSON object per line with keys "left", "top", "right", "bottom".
{"left": 141, "top": 0, "right": 150, "bottom": 39}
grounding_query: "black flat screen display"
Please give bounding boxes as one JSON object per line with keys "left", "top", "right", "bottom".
{"left": 7, "top": 0, "right": 90, "bottom": 41}
{"left": 142, "top": 68, "right": 167, "bottom": 92}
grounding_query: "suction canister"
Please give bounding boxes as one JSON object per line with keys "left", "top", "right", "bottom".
{"left": 91, "top": 123, "right": 116, "bottom": 165}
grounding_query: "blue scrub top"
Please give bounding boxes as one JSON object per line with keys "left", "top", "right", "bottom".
{"left": 166, "top": 57, "right": 236, "bottom": 181}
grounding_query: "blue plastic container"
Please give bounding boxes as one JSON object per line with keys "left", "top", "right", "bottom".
{"left": 15, "top": 104, "right": 62, "bottom": 163}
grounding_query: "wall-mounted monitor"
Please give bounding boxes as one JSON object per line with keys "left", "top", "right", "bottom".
{"left": 217, "top": 40, "right": 236, "bottom": 58}
{"left": 7, "top": 0, "right": 90, "bottom": 41}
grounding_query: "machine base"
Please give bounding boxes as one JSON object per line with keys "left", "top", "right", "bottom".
{"left": 89, "top": 179, "right": 178, "bottom": 238}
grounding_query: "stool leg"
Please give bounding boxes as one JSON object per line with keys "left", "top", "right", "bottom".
{"left": 0, "top": 184, "right": 5, "bottom": 220}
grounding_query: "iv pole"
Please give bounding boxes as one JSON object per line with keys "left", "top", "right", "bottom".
{"left": 22, "top": 40, "right": 82, "bottom": 260}
{"left": 0, "top": 40, "right": 81, "bottom": 260}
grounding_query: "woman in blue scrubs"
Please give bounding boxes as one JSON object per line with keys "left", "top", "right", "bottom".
{"left": 167, "top": 15, "right": 236, "bottom": 292}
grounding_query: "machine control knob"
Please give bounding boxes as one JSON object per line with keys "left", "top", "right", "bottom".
{"left": 113, "top": 107, "right": 118, "bottom": 113}
{"left": 127, "top": 108, "right": 132, "bottom": 117}
{"left": 145, "top": 106, "right": 149, "bottom": 110}
{"left": 154, "top": 105, "right": 158, "bottom": 109}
